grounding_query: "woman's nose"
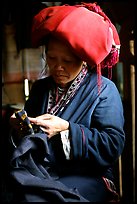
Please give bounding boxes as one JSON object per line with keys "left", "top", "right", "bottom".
{"left": 54, "top": 61, "right": 65, "bottom": 70}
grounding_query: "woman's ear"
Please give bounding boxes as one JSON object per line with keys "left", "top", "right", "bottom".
{"left": 83, "top": 61, "right": 87, "bottom": 67}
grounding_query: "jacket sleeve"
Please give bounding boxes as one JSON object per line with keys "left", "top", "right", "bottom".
{"left": 68, "top": 81, "right": 125, "bottom": 167}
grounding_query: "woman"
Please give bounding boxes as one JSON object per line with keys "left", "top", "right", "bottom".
{"left": 9, "top": 2, "right": 125, "bottom": 202}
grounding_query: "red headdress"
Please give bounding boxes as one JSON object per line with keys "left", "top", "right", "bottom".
{"left": 31, "top": 2, "right": 120, "bottom": 86}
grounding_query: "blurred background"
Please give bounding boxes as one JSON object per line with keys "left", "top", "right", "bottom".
{"left": 2, "top": 1, "right": 135, "bottom": 203}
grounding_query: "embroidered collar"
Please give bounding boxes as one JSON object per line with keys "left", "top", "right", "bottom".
{"left": 47, "top": 65, "right": 88, "bottom": 115}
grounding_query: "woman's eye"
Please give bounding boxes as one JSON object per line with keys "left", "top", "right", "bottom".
{"left": 64, "top": 59, "right": 72, "bottom": 63}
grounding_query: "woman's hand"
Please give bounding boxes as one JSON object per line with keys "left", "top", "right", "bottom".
{"left": 28, "top": 114, "right": 69, "bottom": 138}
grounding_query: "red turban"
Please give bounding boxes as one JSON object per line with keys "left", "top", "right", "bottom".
{"left": 31, "top": 3, "right": 120, "bottom": 68}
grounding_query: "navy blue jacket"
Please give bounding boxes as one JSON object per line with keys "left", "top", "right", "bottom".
{"left": 24, "top": 71, "right": 125, "bottom": 177}
{"left": 10, "top": 71, "right": 125, "bottom": 202}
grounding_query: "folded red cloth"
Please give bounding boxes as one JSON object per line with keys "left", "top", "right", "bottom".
{"left": 31, "top": 3, "right": 120, "bottom": 68}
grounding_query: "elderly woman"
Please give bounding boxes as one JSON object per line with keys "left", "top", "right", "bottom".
{"left": 9, "top": 2, "right": 125, "bottom": 202}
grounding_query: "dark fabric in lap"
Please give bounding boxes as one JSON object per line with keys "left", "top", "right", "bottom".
{"left": 59, "top": 176, "right": 108, "bottom": 202}
{"left": 9, "top": 133, "right": 89, "bottom": 202}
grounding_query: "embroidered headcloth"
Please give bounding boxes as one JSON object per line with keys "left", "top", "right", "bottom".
{"left": 31, "top": 2, "right": 120, "bottom": 71}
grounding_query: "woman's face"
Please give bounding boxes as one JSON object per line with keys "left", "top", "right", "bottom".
{"left": 46, "top": 37, "right": 83, "bottom": 87}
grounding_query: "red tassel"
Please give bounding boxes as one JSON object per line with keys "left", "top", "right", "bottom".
{"left": 101, "top": 48, "right": 119, "bottom": 79}
{"left": 108, "top": 67, "right": 112, "bottom": 80}
{"left": 97, "top": 64, "right": 102, "bottom": 95}
{"left": 101, "top": 48, "right": 119, "bottom": 69}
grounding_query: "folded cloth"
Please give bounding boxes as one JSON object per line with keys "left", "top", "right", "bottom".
{"left": 31, "top": 3, "right": 120, "bottom": 68}
{"left": 10, "top": 133, "right": 89, "bottom": 202}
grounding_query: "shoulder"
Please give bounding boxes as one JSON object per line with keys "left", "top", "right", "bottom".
{"left": 88, "top": 71, "right": 118, "bottom": 90}
{"left": 99, "top": 76, "right": 123, "bottom": 103}
{"left": 33, "top": 76, "right": 52, "bottom": 86}
{"left": 31, "top": 76, "right": 53, "bottom": 90}
{"left": 101, "top": 76, "right": 119, "bottom": 92}
{"left": 88, "top": 71, "right": 121, "bottom": 98}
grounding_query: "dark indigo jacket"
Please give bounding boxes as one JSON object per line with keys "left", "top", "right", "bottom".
{"left": 10, "top": 71, "right": 125, "bottom": 202}
{"left": 24, "top": 71, "right": 125, "bottom": 176}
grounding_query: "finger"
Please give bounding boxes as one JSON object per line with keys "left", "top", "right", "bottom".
{"left": 40, "top": 126, "right": 48, "bottom": 132}
{"left": 28, "top": 118, "right": 47, "bottom": 128}
{"left": 28, "top": 117, "right": 37, "bottom": 123}
{"left": 11, "top": 113, "right": 16, "bottom": 118}
{"left": 28, "top": 117, "right": 40, "bottom": 127}
{"left": 36, "top": 114, "right": 52, "bottom": 120}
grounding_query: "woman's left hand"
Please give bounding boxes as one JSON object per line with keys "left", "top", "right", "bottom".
{"left": 28, "top": 114, "right": 69, "bottom": 138}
